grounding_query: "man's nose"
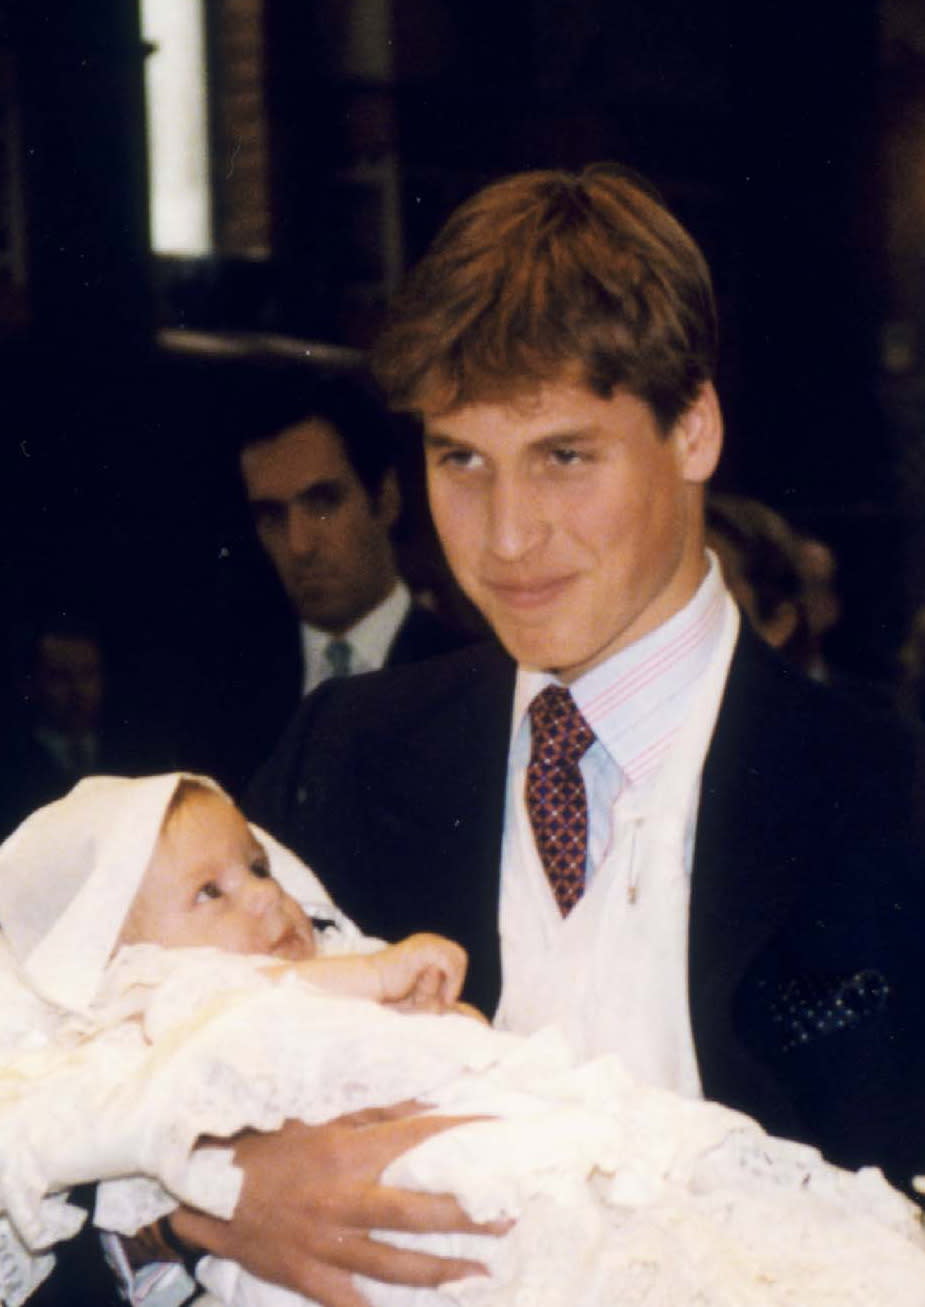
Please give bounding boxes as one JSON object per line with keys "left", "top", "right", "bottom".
{"left": 285, "top": 505, "right": 321, "bottom": 559}
{"left": 485, "top": 475, "right": 546, "bottom": 560}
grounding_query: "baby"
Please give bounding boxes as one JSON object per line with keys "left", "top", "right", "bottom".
{"left": 118, "top": 774, "right": 472, "bottom": 1015}
{"left": 2, "top": 773, "right": 925, "bottom": 1307}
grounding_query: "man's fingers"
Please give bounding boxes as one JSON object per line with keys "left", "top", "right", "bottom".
{"left": 320, "top": 1229, "right": 489, "bottom": 1289}
{"left": 192, "top": 1108, "right": 511, "bottom": 1305}
{"left": 262, "top": 1258, "right": 372, "bottom": 1307}
{"left": 353, "top": 1110, "right": 494, "bottom": 1177}
{"left": 291, "top": 1263, "right": 371, "bottom": 1307}
{"left": 348, "top": 1183, "right": 506, "bottom": 1236}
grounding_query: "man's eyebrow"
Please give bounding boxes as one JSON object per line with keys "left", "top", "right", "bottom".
{"left": 423, "top": 425, "right": 600, "bottom": 456}
{"left": 423, "top": 431, "right": 466, "bottom": 449}
{"left": 248, "top": 478, "right": 345, "bottom": 507}
{"left": 298, "top": 478, "right": 345, "bottom": 498}
{"left": 532, "top": 426, "right": 597, "bottom": 447}
{"left": 247, "top": 493, "right": 284, "bottom": 513}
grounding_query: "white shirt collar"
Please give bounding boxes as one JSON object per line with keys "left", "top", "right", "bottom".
{"left": 512, "top": 552, "right": 729, "bottom": 781}
{"left": 301, "top": 580, "right": 411, "bottom": 692}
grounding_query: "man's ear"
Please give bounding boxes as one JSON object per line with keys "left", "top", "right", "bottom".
{"left": 376, "top": 468, "right": 403, "bottom": 528}
{"left": 674, "top": 382, "right": 723, "bottom": 485}
{"left": 760, "top": 600, "right": 800, "bottom": 651}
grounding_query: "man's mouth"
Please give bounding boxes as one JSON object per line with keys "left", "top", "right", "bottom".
{"left": 294, "top": 571, "right": 336, "bottom": 590}
{"left": 485, "top": 575, "right": 574, "bottom": 610}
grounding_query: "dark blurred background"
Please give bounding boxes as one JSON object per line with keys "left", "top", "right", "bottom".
{"left": 2, "top": 0, "right": 925, "bottom": 772}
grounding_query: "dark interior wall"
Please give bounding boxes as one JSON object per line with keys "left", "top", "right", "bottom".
{"left": 8, "top": 0, "right": 152, "bottom": 345}
{"left": 263, "top": 1, "right": 884, "bottom": 486}
{"left": 0, "top": 0, "right": 911, "bottom": 709}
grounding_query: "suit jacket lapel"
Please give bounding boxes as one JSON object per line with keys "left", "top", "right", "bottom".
{"left": 357, "top": 646, "right": 515, "bottom": 1014}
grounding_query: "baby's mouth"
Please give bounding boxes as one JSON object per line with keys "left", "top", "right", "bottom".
{"left": 269, "top": 925, "right": 312, "bottom": 961}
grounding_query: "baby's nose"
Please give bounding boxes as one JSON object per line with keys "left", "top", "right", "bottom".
{"left": 246, "top": 875, "right": 282, "bottom": 915}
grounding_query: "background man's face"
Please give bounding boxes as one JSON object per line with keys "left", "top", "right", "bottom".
{"left": 33, "top": 634, "right": 104, "bottom": 734}
{"left": 423, "top": 380, "right": 720, "bottom": 683}
{"left": 241, "top": 419, "right": 400, "bottom": 635}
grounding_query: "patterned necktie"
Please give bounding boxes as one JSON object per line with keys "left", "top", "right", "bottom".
{"left": 526, "top": 684, "right": 595, "bottom": 916}
{"left": 324, "top": 638, "right": 353, "bottom": 678}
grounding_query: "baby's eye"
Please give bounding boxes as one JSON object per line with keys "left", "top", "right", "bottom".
{"left": 195, "top": 881, "right": 222, "bottom": 904}
{"left": 250, "top": 857, "right": 271, "bottom": 879}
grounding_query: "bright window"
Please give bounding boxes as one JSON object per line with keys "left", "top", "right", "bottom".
{"left": 140, "top": 0, "right": 212, "bottom": 256}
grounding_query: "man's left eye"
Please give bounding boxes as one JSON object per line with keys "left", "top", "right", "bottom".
{"left": 250, "top": 858, "right": 271, "bottom": 879}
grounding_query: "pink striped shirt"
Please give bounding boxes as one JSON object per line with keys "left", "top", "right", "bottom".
{"left": 513, "top": 553, "right": 729, "bottom": 878}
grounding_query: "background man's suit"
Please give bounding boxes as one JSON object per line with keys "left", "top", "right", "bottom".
{"left": 247, "top": 623, "right": 925, "bottom": 1196}
{"left": 204, "top": 601, "right": 474, "bottom": 793}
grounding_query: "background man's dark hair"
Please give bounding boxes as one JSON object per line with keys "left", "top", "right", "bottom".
{"left": 230, "top": 368, "right": 400, "bottom": 502}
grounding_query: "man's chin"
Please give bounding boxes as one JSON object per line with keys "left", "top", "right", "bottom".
{"left": 295, "top": 606, "right": 348, "bottom": 631}
{"left": 490, "top": 622, "right": 588, "bottom": 677}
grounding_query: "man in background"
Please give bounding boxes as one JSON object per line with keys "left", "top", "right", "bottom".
{"left": 206, "top": 371, "right": 475, "bottom": 790}
{"left": 0, "top": 615, "right": 175, "bottom": 837}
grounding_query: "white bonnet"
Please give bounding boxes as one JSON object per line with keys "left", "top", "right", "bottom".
{"left": 0, "top": 773, "right": 336, "bottom": 1012}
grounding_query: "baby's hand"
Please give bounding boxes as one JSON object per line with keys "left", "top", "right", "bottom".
{"left": 372, "top": 933, "right": 467, "bottom": 1012}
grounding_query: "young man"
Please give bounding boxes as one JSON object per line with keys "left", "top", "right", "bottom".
{"left": 55, "top": 167, "right": 925, "bottom": 1307}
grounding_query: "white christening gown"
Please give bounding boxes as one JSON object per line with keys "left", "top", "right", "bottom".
{"left": 1, "top": 943, "right": 925, "bottom": 1307}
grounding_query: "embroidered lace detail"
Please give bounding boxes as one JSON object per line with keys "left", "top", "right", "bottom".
{"left": 1, "top": 946, "right": 924, "bottom": 1306}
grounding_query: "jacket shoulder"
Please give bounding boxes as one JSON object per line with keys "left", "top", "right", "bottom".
{"left": 245, "top": 640, "right": 512, "bottom": 823}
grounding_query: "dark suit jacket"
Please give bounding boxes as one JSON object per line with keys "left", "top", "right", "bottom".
{"left": 200, "top": 601, "right": 476, "bottom": 794}
{"left": 247, "top": 625, "right": 925, "bottom": 1196}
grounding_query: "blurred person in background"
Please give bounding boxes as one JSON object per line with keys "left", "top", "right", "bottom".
{"left": 201, "top": 371, "right": 476, "bottom": 792}
{"left": 796, "top": 536, "right": 843, "bottom": 684}
{"left": 706, "top": 492, "right": 810, "bottom": 664}
{"left": 0, "top": 615, "right": 175, "bottom": 837}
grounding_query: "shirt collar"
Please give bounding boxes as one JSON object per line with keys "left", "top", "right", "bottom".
{"left": 513, "top": 552, "right": 729, "bottom": 781}
{"left": 302, "top": 580, "right": 411, "bottom": 684}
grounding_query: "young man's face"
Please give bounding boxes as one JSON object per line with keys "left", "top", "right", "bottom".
{"left": 423, "top": 378, "right": 722, "bottom": 684}
{"left": 240, "top": 419, "right": 400, "bottom": 634}
{"left": 121, "top": 789, "right": 316, "bottom": 960}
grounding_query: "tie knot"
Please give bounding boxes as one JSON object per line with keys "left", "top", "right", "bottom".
{"left": 528, "top": 684, "right": 594, "bottom": 767}
{"left": 324, "top": 638, "right": 353, "bottom": 678}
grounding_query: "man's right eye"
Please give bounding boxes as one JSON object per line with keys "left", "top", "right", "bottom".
{"left": 436, "top": 447, "right": 482, "bottom": 470}
{"left": 195, "top": 881, "right": 222, "bottom": 904}
{"left": 250, "top": 503, "right": 284, "bottom": 531}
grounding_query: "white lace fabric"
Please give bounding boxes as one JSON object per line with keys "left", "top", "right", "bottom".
{"left": 2, "top": 946, "right": 925, "bottom": 1307}
{"left": 1, "top": 775, "right": 925, "bottom": 1306}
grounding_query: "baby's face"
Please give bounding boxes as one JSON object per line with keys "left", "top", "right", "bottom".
{"left": 120, "top": 789, "right": 316, "bottom": 961}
